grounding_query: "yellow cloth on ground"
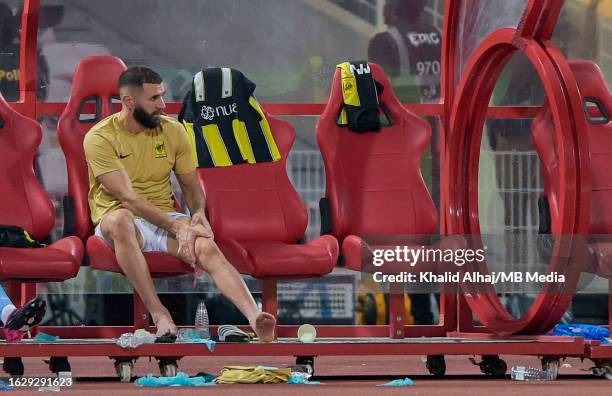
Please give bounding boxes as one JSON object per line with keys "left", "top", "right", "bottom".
{"left": 216, "top": 366, "right": 291, "bottom": 384}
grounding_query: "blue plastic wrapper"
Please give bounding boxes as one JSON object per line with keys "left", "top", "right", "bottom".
{"left": 552, "top": 324, "right": 610, "bottom": 344}
{"left": 288, "top": 374, "right": 322, "bottom": 385}
{"left": 0, "top": 379, "right": 12, "bottom": 390}
{"left": 176, "top": 328, "right": 216, "bottom": 352}
{"left": 378, "top": 377, "right": 414, "bottom": 387}
{"left": 34, "top": 332, "right": 59, "bottom": 342}
{"left": 135, "top": 372, "right": 215, "bottom": 387}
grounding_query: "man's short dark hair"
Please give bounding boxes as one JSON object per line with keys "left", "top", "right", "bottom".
{"left": 118, "top": 66, "right": 163, "bottom": 90}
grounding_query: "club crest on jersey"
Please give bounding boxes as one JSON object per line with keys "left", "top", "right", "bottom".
{"left": 342, "top": 80, "right": 355, "bottom": 93}
{"left": 154, "top": 140, "right": 167, "bottom": 158}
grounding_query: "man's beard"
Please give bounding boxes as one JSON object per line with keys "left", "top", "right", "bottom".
{"left": 133, "top": 106, "right": 161, "bottom": 129}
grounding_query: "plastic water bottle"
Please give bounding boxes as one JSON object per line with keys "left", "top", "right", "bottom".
{"left": 511, "top": 366, "right": 557, "bottom": 381}
{"left": 194, "top": 300, "right": 210, "bottom": 339}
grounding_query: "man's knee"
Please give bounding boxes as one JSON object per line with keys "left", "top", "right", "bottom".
{"left": 195, "top": 237, "right": 219, "bottom": 258}
{"left": 194, "top": 238, "right": 226, "bottom": 272}
{"left": 103, "top": 209, "right": 136, "bottom": 240}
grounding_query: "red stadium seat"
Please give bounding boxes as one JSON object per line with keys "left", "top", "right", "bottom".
{"left": 57, "top": 56, "right": 190, "bottom": 277}
{"left": 316, "top": 62, "right": 438, "bottom": 272}
{"left": 532, "top": 60, "right": 612, "bottom": 277}
{"left": 197, "top": 111, "right": 339, "bottom": 280}
{"left": 0, "top": 92, "right": 83, "bottom": 282}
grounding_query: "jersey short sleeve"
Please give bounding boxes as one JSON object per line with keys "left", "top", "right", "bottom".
{"left": 173, "top": 123, "right": 197, "bottom": 175}
{"left": 83, "top": 132, "right": 124, "bottom": 178}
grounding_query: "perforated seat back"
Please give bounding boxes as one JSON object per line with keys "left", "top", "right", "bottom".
{"left": 197, "top": 116, "right": 307, "bottom": 243}
{"left": 532, "top": 60, "right": 612, "bottom": 234}
{"left": 0, "top": 93, "right": 55, "bottom": 239}
{"left": 316, "top": 62, "right": 437, "bottom": 242}
{"left": 57, "top": 56, "right": 127, "bottom": 240}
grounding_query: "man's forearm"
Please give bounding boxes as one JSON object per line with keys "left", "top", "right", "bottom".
{"left": 121, "top": 194, "right": 182, "bottom": 235}
{"left": 184, "top": 187, "right": 206, "bottom": 215}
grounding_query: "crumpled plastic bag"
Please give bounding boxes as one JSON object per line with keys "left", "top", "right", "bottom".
{"left": 135, "top": 372, "right": 215, "bottom": 387}
{"left": 288, "top": 374, "right": 322, "bottom": 385}
{"left": 0, "top": 379, "right": 13, "bottom": 390}
{"left": 116, "top": 329, "right": 156, "bottom": 348}
{"left": 378, "top": 377, "right": 414, "bottom": 387}
{"left": 552, "top": 324, "right": 610, "bottom": 344}
{"left": 176, "top": 328, "right": 215, "bottom": 352}
{"left": 34, "top": 332, "right": 59, "bottom": 342}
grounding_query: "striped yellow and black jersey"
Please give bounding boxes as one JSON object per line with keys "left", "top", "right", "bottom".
{"left": 178, "top": 67, "right": 280, "bottom": 168}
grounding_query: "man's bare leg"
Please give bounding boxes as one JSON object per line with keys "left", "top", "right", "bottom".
{"left": 167, "top": 219, "right": 276, "bottom": 342}
{"left": 100, "top": 209, "right": 177, "bottom": 336}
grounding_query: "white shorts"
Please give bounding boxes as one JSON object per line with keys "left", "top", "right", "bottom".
{"left": 95, "top": 212, "right": 188, "bottom": 253}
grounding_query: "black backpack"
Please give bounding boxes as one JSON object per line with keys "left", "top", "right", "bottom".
{"left": 0, "top": 225, "right": 45, "bottom": 248}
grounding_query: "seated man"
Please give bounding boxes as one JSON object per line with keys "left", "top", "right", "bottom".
{"left": 84, "top": 66, "right": 275, "bottom": 341}
{"left": 0, "top": 287, "right": 46, "bottom": 342}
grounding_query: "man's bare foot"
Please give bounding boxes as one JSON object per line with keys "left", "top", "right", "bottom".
{"left": 251, "top": 312, "right": 276, "bottom": 342}
{"left": 151, "top": 312, "right": 177, "bottom": 337}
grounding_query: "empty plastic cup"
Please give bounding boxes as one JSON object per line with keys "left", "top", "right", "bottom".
{"left": 297, "top": 324, "right": 317, "bottom": 343}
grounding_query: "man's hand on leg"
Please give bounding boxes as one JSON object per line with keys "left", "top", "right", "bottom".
{"left": 190, "top": 209, "right": 214, "bottom": 239}
{"left": 172, "top": 221, "right": 208, "bottom": 266}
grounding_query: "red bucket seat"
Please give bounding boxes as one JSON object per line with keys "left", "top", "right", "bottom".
{"left": 316, "top": 62, "right": 438, "bottom": 272}
{"left": 196, "top": 104, "right": 339, "bottom": 279}
{"left": 532, "top": 60, "right": 612, "bottom": 277}
{"left": 0, "top": 92, "right": 83, "bottom": 281}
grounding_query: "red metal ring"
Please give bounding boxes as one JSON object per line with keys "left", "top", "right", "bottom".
{"left": 445, "top": 28, "right": 588, "bottom": 335}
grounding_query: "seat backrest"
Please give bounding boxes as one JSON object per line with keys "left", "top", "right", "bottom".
{"left": 197, "top": 115, "right": 307, "bottom": 242}
{"left": 57, "top": 56, "right": 127, "bottom": 240}
{"left": 532, "top": 60, "right": 612, "bottom": 234}
{"left": 0, "top": 93, "right": 55, "bottom": 240}
{"left": 316, "top": 62, "right": 437, "bottom": 242}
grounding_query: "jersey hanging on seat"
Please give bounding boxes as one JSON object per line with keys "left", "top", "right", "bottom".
{"left": 336, "top": 61, "right": 392, "bottom": 133}
{"left": 178, "top": 68, "right": 281, "bottom": 167}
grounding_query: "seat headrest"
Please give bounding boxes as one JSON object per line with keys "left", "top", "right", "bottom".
{"left": 569, "top": 61, "right": 610, "bottom": 99}
{"left": 67, "top": 56, "right": 127, "bottom": 104}
{"left": 569, "top": 60, "right": 611, "bottom": 124}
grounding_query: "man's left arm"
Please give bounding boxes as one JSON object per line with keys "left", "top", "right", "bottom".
{"left": 176, "top": 170, "right": 213, "bottom": 238}
{"left": 173, "top": 122, "right": 214, "bottom": 238}
{"left": 176, "top": 170, "right": 205, "bottom": 214}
